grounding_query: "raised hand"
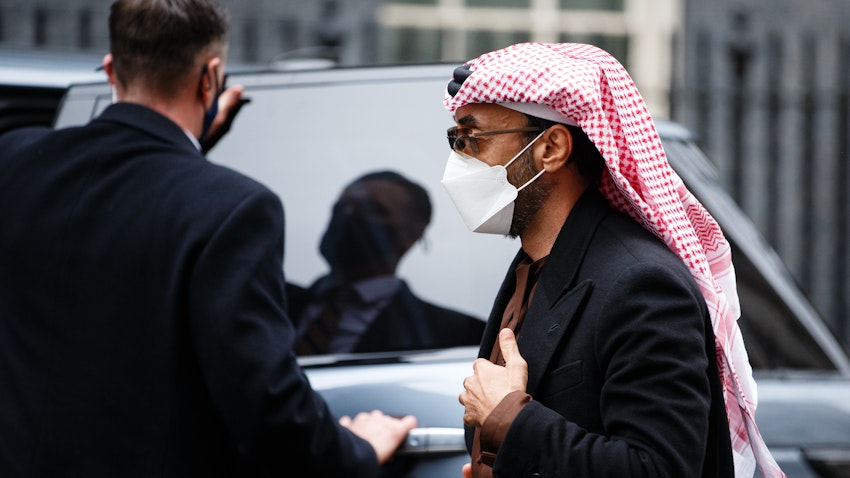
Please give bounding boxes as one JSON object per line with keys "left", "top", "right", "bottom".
{"left": 459, "top": 328, "right": 528, "bottom": 427}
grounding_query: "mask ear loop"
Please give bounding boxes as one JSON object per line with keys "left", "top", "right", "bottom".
{"left": 503, "top": 129, "right": 546, "bottom": 169}
{"left": 516, "top": 168, "right": 546, "bottom": 192}
{"left": 504, "top": 129, "right": 547, "bottom": 191}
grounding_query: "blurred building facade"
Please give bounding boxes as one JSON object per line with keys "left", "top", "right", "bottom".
{"left": 2, "top": 0, "right": 849, "bottom": 348}
{"left": 675, "top": 0, "right": 850, "bottom": 349}
{"left": 0, "top": 0, "right": 678, "bottom": 116}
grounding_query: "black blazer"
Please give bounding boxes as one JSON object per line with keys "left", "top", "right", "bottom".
{"left": 469, "top": 188, "right": 733, "bottom": 477}
{"left": 0, "top": 104, "right": 377, "bottom": 477}
{"left": 288, "top": 279, "right": 485, "bottom": 353}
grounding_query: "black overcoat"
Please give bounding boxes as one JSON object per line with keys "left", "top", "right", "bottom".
{"left": 469, "top": 188, "right": 734, "bottom": 477}
{"left": 0, "top": 103, "right": 377, "bottom": 477}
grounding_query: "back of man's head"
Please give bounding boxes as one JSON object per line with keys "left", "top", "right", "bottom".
{"left": 109, "top": 0, "right": 230, "bottom": 98}
{"left": 353, "top": 171, "right": 432, "bottom": 230}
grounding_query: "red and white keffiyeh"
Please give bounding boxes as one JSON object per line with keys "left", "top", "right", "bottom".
{"left": 444, "top": 42, "right": 785, "bottom": 478}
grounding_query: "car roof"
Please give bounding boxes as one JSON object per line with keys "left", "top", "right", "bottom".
{"left": 0, "top": 48, "right": 105, "bottom": 89}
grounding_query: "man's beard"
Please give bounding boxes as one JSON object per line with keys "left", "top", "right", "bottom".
{"left": 507, "top": 148, "right": 551, "bottom": 238}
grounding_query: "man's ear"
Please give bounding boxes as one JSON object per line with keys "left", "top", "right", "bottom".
{"left": 102, "top": 53, "right": 116, "bottom": 85}
{"left": 202, "top": 58, "right": 223, "bottom": 90}
{"left": 199, "top": 57, "right": 223, "bottom": 105}
{"left": 537, "top": 124, "right": 573, "bottom": 173}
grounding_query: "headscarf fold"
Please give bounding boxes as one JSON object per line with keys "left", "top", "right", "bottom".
{"left": 444, "top": 42, "right": 784, "bottom": 478}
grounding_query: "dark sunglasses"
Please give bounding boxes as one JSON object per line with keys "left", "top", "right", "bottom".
{"left": 446, "top": 126, "right": 542, "bottom": 154}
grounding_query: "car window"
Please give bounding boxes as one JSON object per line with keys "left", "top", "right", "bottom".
{"left": 662, "top": 137, "right": 843, "bottom": 371}
{"left": 731, "top": 240, "right": 834, "bottom": 369}
{"left": 206, "top": 66, "right": 506, "bottom": 356}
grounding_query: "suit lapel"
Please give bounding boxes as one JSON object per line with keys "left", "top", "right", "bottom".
{"left": 517, "top": 188, "right": 611, "bottom": 393}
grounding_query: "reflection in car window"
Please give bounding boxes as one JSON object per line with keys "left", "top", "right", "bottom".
{"left": 661, "top": 137, "right": 836, "bottom": 371}
{"left": 287, "top": 170, "right": 485, "bottom": 355}
{"left": 732, "top": 240, "right": 834, "bottom": 370}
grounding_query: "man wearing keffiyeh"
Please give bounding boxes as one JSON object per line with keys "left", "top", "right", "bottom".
{"left": 444, "top": 42, "right": 784, "bottom": 477}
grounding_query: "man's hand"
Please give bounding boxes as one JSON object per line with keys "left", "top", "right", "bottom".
{"left": 201, "top": 84, "right": 250, "bottom": 153}
{"left": 459, "top": 328, "right": 528, "bottom": 427}
{"left": 339, "top": 410, "right": 418, "bottom": 464}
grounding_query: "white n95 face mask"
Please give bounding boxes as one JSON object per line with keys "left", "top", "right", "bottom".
{"left": 441, "top": 131, "right": 545, "bottom": 235}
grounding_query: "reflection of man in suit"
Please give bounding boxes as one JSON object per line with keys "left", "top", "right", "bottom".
{"left": 290, "top": 170, "right": 485, "bottom": 355}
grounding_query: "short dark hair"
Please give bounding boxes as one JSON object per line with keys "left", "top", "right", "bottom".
{"left": 109, "top": 0, "right": 230, "bottom": 97}
{"left": 524, "top": 115, "right": 605, "bottom": 183}
{"left": 355, "top": 170, "right": 432, "bottom": 228}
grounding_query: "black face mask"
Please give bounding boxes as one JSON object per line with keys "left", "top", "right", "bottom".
{"left": 199, "top": 64, "right": 222, "bottom": 142}
{"left": 319, "top": 201, "right": 401, "bottom": 278}
{"left": 199, "top": 88, "right": 221, "bottom": 141}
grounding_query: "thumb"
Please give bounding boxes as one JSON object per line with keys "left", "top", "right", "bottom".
{"left": 498, "top": 328, "right": 528, "bottom": 389}
{"left": 498, "top": 328, "right": 520, "bottom": 362}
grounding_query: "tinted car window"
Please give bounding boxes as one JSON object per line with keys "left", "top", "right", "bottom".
{"left": 662, "top": 136, "right": 842, "bottom": 371}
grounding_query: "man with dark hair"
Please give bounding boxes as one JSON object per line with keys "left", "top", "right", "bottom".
{"left": 290, "top": 170, "right": 485, "bottom": 355}
{"left": 442, "top": 43, "right": 784, "bottom": 477}
{"left": 0, "top": 1, "right": 416, "bottom": 476}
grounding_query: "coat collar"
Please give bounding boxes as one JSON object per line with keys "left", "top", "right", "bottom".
{"left": 518, "top": 187, "right": 610, "bottom": 391}
{"left": 478, "top": 187, "right": 611, "bottom": 361}
{"left": 95, "top": 103, "right": 203, "bottom": 158}
{"left": 537, "top": 186, "right": 611, "bottom": 308}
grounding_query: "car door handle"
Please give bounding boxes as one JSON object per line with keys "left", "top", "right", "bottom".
{"left": 397, "top": 427, "right": 467, "bottom": 455}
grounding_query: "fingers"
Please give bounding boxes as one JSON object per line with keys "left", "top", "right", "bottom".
{"left": 218, "top": 85, "right": 245, "bottom": 110}
{"left": 462, "top": 462, "right": 472, "bottom": 478}
{"left": 339, "top": 410, "right": 419, "bottom": 465}
{"left": 459, "top": 371, "right": 484, "bottom": 427}
{"left": 398, "top": 414, "right": 418, "bottom": 429}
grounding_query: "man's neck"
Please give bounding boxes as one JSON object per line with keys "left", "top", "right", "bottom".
{"left": 520, "top": 181, "right": 590, "bottom": 261}
{"left": 117, "top": 90, "right": 202, "bottom": 140}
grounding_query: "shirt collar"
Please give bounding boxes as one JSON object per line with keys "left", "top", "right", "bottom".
{"left": 183, "top": 129, "right": 202, "bottom": 152}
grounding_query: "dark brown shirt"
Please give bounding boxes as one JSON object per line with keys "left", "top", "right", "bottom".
{"left": 471, "top": 255, "right": 546, "bottom": 477}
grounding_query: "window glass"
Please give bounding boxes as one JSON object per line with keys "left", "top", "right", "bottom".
{"left": 205, "top": 68, "right": 507, "bottom": 357}
{"left": 559, "top": 0, "right": 622, "bottom": 10}
{"left": 730, "top": 239, "right": 834, "bottom": 370}
{"left": 559, "top": 33, "right": 629, "bottom": 68}
{"left": 661, "top": 137, "right": 837, "bottom": 371}
{"left": 466, "top": 0, "right": 531, "bottom": 7}
{"left": 466, "top": 30, "right": 531, "bottom": 60}
{"left": 387, "top": 0, "right": 437, "bottom": 4}
{"left": 379, "top": 27, "right": 443, "bottom": 63}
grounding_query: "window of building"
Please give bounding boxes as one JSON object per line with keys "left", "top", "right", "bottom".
{"left": 560, "top": 0, "right": 622, "bottom": 11}
{"left": 466, "top": 29, "right": 531, "bottom": 59}
{"left": 379, "top": 27, "right": 443, "bottom": 63}
{"left": 467, "top": 0, "right": 531, "bottom": 7}
{"left": 559, "top": 33, "right": 629, "bottom": 68}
